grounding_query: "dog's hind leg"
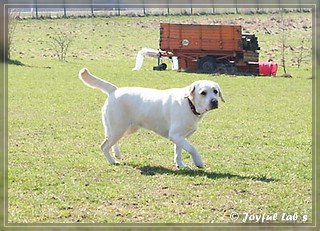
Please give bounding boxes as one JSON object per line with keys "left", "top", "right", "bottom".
{"left": 101, "top": 127, "right": 127, "bottom": 165}
{"left": 101, "top": 104, "right": 127, "bottom": 164}
{"left": 101, "top": 138, "right": 119, "bottom": 165}
{"left": 101, "top": 135, "right": 123, "bottom": 165}
{"left": 109, "top": 125, "right": 139, "bottom": 160}
{"left": 112, "top": 143, "right": 123, "bottom": 159}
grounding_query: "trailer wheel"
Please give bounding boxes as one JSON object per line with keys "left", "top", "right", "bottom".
{"left": 198, "top": 56, "right": 217, "bottom": 73}
{"left": 227, "top": 65, "right": 237, "bottom": 75}
{"left": 216, "top": 63, "right": 228, "bottom": 74}
{"left": 216, "top": 63, "right": 237, "bottom": 75}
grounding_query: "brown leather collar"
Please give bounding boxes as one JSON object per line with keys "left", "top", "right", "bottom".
{"left": 186, "top": 97, "right": 201, "bottom": 117}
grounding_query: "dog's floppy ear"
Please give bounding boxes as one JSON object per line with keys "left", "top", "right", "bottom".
{"left": 184, "top": 84, "right": 196, "bottom": 100}
{"left": 219, "top": 88, "right": 225, "bottom": 103}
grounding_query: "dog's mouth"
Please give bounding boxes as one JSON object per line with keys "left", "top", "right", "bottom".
{"left": 203, "top": 104, "right": 218, "bottom": 113}
{"left": 204, "top": 107, "right": 217, "bottom": 113}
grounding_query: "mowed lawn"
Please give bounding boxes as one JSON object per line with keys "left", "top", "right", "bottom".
{"left": 7, "top": 13, "right": 313, "bottom": 224}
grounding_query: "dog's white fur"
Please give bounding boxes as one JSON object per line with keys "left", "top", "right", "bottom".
{"left": 79, "top": 68, "right": 224, "bottom": 169}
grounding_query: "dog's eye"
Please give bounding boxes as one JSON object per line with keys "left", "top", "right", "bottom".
{"left": 213, "top": 89, "right": 218, "bottom": 94}
{"left": 200, "top": 91, "right": 207, "bottom": 96}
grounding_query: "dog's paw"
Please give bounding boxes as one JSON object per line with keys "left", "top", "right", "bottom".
{"left": 114, "top": 153, "right": 123, "bottom": 160}
{"left": 196, "top": 163, "right": 204, "bottom": 168}
{"left": 106, "top": 158, "right": 121, "bottom": 165}
{"left": 184, "top": 165, "right": 192, "bottom": 170}
{"left": 177, "top": 165, "right": 192, "bottom": 170}
{"left": 112, "top": 146, "right": 123, "bottom": 159}
{"left": 193, "top": 159, "right": 204, "bottom": 168}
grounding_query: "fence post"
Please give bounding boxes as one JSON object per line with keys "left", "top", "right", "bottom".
{"left": 235, "top": 0, "right": 239, "bottom": 14}
{"left": 211, "top": 0, "right": 214, "bottom": 14}
{"left": 34, "top": 0, "right": 38, "bottom": 18}
{"left": 91, "top": 0, "right": 94, "bottom": 16}
{"left": 298, "top": 0, "right": 301, "bottom": 12}
{"left": 143, "top": 0, "right": 146, "bottom": 15}
{"left": 63, "top": 0, "right": 67, "bottom": 18}
{"left": 117, "top": 0, "right": 120, "bottom": 16}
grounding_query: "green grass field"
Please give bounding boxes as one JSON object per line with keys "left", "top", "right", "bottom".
{"left": 7, "top": 12, "right": 313, "bottom": 224}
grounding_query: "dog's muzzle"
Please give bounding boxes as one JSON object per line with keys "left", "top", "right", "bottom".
{"left": 210, "top": 99, "right": 219, "bottom": 109}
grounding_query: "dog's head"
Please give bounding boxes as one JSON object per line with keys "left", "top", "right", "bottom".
{"left": 185, "top": 80, "right": 225, "bottom": 114}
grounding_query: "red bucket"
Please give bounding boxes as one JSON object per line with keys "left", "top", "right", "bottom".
{"left": 259, "top": 62, "right": 278, "bottom": 76}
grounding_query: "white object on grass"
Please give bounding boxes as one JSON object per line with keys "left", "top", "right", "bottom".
{"left": 172, "top": 56, "right": 179, "bottom": 70}
{"left": 132, "top": 47, "right": 159, "bottom": 71}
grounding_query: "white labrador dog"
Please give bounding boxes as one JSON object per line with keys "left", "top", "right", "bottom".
{"left": 79, "top": 68, "right": 224, "bottom": 169}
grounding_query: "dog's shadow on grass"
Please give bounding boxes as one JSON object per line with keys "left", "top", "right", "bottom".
{"left": 130, "top": 164, "right": 277, "bottom": 183}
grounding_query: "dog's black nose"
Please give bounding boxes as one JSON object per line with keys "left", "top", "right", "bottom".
{"left": 211, "top": 99, "right": 218, "bottom": 109}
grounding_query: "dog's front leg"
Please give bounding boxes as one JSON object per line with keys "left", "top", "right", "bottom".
{"left": 170, "top": 135, "right": 204, "bottom": 168}
{"left": 174, "top": 144, "right": 192, "bottom": 169}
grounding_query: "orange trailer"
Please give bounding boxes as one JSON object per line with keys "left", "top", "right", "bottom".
{"left": 158, "top": 23, "right": 260, "bottom": 74}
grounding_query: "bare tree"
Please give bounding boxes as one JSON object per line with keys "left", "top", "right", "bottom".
{"left": 279, "top": 10, "right": 287, "bottom": 74}
{"left": 279, "top": 9, "right": 292, "bottom": 77}
{"left": 48, "top": 30, "right": 75, "bottom": 62}
{"left": 292, "top": 37, "right": 310, "bottom": 68}
{"left": 8, "top": 9, "right": 19, "bottom": 60}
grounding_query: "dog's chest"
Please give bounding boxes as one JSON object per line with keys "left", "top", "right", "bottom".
{"left": 182, "top": 122, "right": 198, "bottom": 138}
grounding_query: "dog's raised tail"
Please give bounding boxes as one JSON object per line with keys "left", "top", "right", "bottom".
{"left": 79, "top": 68, "right": 117, "bottom": 94}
